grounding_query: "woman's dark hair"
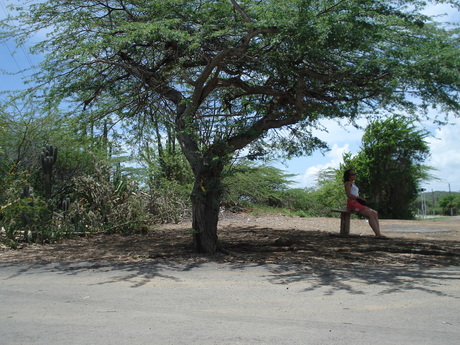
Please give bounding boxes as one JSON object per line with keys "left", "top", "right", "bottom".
{"left": 343, "top": 169, "right": 354, "bottom": 183}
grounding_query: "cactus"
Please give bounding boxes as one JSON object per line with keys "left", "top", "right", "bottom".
{"left": 62, "top": 197, "right": 71, "bottom": 212}
{"left": 41, "top": 145, "right": 58, "bottom": 199}
{"left": 61, "top": 197, "right": 71, "bottom": 227}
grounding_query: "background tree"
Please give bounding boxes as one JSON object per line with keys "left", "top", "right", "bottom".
{"left": 438, "top": 194, "right": 460, "bottom": 215}
{"left": 344, "top": 116, "right": 431, "bottom": 219}
{"left": 2, "top": 0, "right": 460, "bottom": 253}
{"left": 221, "top": 161, "right": 293, "bottom": 208}
{"left": 281, "top": 167, "right": 351, "bottom": 217}
{"left": 309, "top": 167, "right": 345, "bottom": 214}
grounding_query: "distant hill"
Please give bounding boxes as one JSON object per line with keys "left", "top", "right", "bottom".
{"left": 421, "top": 190, "right": 459, "bottom": 201}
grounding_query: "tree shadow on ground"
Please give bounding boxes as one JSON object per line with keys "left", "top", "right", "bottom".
{"left": 259, "top": 263, "right": 460, "bottom": 297}
{"left": 1, "top": 260, "right": 459, "bottom": 298}
{"left": 1, "top": 224, "right": 459, "bottom": 295}
{"left": 218, "top": 225, "right": 460, "bottom": 267}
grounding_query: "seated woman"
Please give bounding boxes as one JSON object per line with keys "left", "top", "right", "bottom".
{"left": 343, "top": 169, "right": 387, "bottom": 239}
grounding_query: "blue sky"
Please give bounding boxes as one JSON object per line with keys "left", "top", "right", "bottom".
{"left": 1, "top": 1, "right": 459, "bottom": 192}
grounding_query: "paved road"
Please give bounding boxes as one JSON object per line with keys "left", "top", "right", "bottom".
{"left": 1, "top": 261, "right": 459, "bottom": 344}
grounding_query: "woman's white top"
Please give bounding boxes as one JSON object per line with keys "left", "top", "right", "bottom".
{"left": 350, "top": 182, "right": 359, "bottom": 197}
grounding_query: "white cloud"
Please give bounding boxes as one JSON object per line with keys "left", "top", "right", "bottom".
{"left": 294, "top": 144, "right": 350, "bottom": 188}
{"left": 422, "top": 2, "right": 460, "bottom": 22}
{"left": 424, "top": 118, "right": 460, "bottom": 191}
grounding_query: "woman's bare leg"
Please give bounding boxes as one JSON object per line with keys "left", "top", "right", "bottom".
{"left": 359, "top": 208, "right": 382, "bottom": 237}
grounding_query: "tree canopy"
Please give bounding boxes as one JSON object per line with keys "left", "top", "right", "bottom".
{"left": 2, "top": 0, "right": 460, "bottom": 253}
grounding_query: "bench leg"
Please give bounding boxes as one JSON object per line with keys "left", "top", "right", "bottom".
{"left": 340, "top": 212, "right": 351, "bottom": 236}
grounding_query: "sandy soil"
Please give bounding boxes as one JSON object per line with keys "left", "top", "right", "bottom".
{"left": 1, "top": 212, "right": 459, "bottom": 268}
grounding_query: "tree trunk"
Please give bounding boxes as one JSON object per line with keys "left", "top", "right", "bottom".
{"left": 190, "top": 166, "right": 223, "bottom": 254}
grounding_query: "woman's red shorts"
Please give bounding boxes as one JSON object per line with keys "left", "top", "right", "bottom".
{"left": 347, "top": 198, "right": 368, "bottom": 213}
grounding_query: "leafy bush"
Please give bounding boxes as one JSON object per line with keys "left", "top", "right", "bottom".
{"left": 279, "top": 188, "right": 315, "bottom": 211}
{"left": 0, "top": 194, "right": 73, "bottom": 247}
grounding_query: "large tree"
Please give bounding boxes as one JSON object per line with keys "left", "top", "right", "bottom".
{"left": 2, "top": 0, "right": 459, "bottom": 253}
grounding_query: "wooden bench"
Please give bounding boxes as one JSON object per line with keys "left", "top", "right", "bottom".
{"left": 331, "top": 209, "right": 357, "bottom": 236}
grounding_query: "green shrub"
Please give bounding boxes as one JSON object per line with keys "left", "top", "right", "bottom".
{"left": 0, "top": 196, "right": 64, "bottom": 245}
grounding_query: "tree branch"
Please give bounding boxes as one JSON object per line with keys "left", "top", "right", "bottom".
{"left": 228, "top": 0, "right": 253, "bottom": 24}
{"left": 316, "top": 0, "right": 347, "bottom": 17}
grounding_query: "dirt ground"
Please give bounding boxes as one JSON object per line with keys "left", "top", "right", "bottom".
{"left": 1, "top": 212, "right": 459, "bottom": 268}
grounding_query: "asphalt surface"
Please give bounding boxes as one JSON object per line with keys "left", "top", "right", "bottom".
{"left": 1, "top": 261, "right": 459, "bottom": 345}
